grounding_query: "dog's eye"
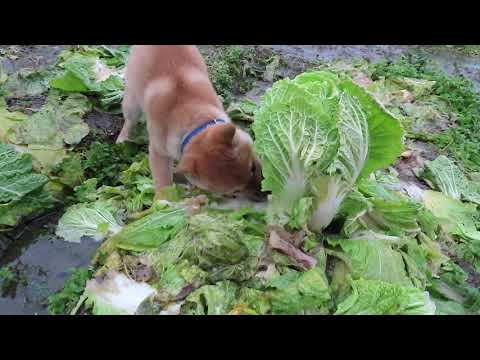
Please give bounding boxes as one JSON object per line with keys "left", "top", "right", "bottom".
{"left": 250, "top": 163, "right": 256, "bottom": 176}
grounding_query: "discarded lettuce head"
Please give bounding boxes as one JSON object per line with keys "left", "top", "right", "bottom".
{"left": 149, "top": 211, "right": 263, "bottom": 277}
{"left": 253, "top": 71, "right": 404, "bottom": 232}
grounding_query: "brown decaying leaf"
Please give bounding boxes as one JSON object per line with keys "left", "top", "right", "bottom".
{"left": 268, "top": 227, "right": 317, "bottom": 269}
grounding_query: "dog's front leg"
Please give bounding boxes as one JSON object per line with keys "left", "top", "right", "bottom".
{"left": 149, "top": 145, "right": 173, "bottom": 198}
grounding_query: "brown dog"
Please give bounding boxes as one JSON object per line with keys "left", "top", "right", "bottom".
{"left": 117, "top": 45, "right": 265, "bottom": 201}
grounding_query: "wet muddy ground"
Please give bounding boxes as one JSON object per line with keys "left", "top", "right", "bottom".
{"left": 1, "top": 45, "right": 479, "bottom": 315}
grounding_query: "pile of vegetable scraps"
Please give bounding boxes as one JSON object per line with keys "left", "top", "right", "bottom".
{"left": 2, "top": 46, "right": 479, "bottom": 315}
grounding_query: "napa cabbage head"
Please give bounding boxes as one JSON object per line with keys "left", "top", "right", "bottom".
{"left": 253, "top": 71, "right": 403, "bottom": 231}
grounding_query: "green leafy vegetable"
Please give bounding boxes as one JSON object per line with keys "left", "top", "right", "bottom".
{"left": 9, "top": 92, "right": 91, "bottom": 147}
{"left": 420, "top": 155, "right": 480, "bottom": 204}
{"left": 51, "top": 53, "right": 125, "bottom": 109}
{"left": 335, "top": 278, "right": 436, "bottom": 315}
{"left": 253, "top": 71, "right": 404, "bottom": 231}
{"left": 328, "top": 236, "right": 412, "bottom": 286}
{"left": 267, "top": 266, "right": 331, "bottom": 314}
{"left": 0, "top": 143, "right": 48, "bottom": 203}
{"left": 48, "top": 267, "right": 92, "bottom": 315}
{"left": 106, "top": 205, "right": 186, "bottom": 251}
{"left": 56, "top": 201, "right": 123, "bottom": 243}
{"left": 182, "top": 281, "right": 238, "bottom": 315}
{"left": 3, "top": 67, "right": 58, "bottom": 98}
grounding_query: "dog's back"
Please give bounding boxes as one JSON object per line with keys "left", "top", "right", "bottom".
{"left": 125, "top": 46, "right": 222, "bottom": 120}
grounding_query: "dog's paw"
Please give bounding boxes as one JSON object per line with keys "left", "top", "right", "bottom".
{"left": 116, "top": 135, "right": 129, "bottom": 144}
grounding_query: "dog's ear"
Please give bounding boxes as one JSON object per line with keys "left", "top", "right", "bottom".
{"left": 209, "top": 123, "right": 236, "bottom": 146}
{"left": 176, "top": 155, "right": 197, "bottom": 177}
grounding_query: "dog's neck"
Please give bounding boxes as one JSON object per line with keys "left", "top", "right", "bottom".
{"left": 180, "top": 119, "right": 227, "bottom": 154}
{"left": 167, "top": 109, "right": 231, "bottom": 161}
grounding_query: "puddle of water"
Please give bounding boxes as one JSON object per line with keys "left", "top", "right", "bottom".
{"left": 0, "top": 213, "right": 100, "bottom": 315}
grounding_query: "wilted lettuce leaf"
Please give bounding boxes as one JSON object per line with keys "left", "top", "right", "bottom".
{"left": 74, "top": 178, "right": 98, "bottom": 203}
{"left": 433, "top": 299, "right": 468, "bottom": 315}
{"left": 50, "top": 152, "right": 85, "bottom": 187}
{"left": 56, "top": 201, "right": 123, "bottom": 243}
{"left": 328, "top": 236, "right": 412, "bottom": 286}
{"left": 182, "top": 213, "right": 250, "bottom": 268}
{"left": 8, "top": 92, "right": 91, "bottom": 148}
{"left": 23, "top": 144, "right": 67, "bottom": 174}
{"left": 427, "top": 260, "right": 480, "bottom": 314}
{"left": 423, "top": 189, "right": 480, "bottom": 268}
{"left": 420, "top": 155, "right": 480, "bottom": 204}
{"left": 234, "top": 287, "right": 271, "bottom": 314}
{"left": 155, "top": 260, "right": 208, "bottom": 299}
{"left": 56, "top": 46, "right": 129, "bottom": 69}
{"left": 335, "top": 278, "right": 436, "bottom": 315}
{"left": 401, "top": 97, "right": 456, "bottom": 135}
{"left": 389, "top": 77, "right": 436, "bottom": 98}
{"left": 366, "top": 198, "right": 422, "bottom": 235}
{"left": 340, "top": 186, "right": 422, "bottom": 237}
{"left": 182, "top": 281, "right": 238, "bottom": 315}
{"left": 267, "top": 267, "right": 331, "bottom": 314}
{"left": 422, "top": 190, "right": 480, "bottom": 270}
{"left": 51, "top": 53, "right": 125, "bottom": 109}
{"left": 358, "top": 177, "right": 404, "bottom": 201}
{"left": 0, "top": 143, "right": 48, "bottom": 203}
{"left": 227, "top": 98, "right": 257, "bottom": 123}
{"left": 107, "top": 205, "right": 186, "bottom": 251}
{"left": 146, "top": 210, "right": 264, "bottom": 284}
{"left": 0, "top": 102, "right": 29, "bottom": 142}
{"left": 3, "top": 67, "right": 58, "bottom": 98}
{"left": 0, "top": 187, "right": 53, "bottom": 228}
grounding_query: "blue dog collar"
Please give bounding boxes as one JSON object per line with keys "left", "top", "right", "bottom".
{"left": 180, "top": 119, "right": 226, "bottom": 153}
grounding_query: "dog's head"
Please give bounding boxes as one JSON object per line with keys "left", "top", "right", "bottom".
{"left": 176, "top": 123, "right": 266, "bottom": 202}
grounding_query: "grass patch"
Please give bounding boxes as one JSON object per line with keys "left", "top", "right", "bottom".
{"left": 0, "top": 266, "right": 16, "bottom": 295}
{"left": 201, "top": 46, "right": 276, "bottom": 106}
{"left": 47, "top": 267, "right": 93, "bottom": 315}
{"left": 372, "top": 53, "right": 480, "bottom": 171}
